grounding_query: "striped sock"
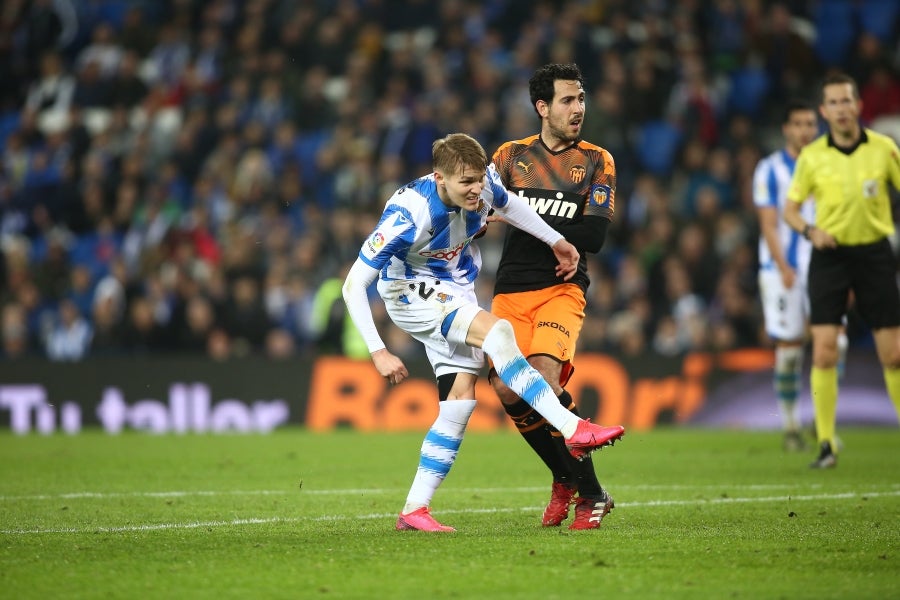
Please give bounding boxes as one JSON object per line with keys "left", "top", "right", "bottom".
{"left": 481, "top": 320, "right": 578, "bottom": 438}
{"left": 775, "top": 346, "right": 803, "bottom": 431}
{"left": 403, "top": 399, "right": 476, "bottom": 512}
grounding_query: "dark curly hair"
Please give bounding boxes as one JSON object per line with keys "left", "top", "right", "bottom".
{"left": 528, "top": 63, "right": 584, "bottom": 117}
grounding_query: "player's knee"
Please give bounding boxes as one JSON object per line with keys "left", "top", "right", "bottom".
{"left": 881, "top": 341, "right": 900, "bottom": 369}
{"left": 486, "top": 318, "right": 516, "bottom": 347}
{"left": 812, "top": 352, "right": 839, "bottom": 369}
{"left": 812, "top": 334, "right": 841, "bottom": 367}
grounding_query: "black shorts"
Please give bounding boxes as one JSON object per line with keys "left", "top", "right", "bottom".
{"left": 808, "top": 238, "right": 900, "bottom": 328}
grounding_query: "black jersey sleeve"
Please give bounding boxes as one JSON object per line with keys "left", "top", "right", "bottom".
{"left": 553, "top": 214, "right": 610, "bottom": 254}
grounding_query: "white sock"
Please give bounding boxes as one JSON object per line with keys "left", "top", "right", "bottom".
{"left": 775, "top": 345, "right": 803, "bottom": 431}
{"left": 481, "top": 320, "right": 579, "bottom": 438}
{"left": 403, "top": 399, "right": 476, "bottom": 513}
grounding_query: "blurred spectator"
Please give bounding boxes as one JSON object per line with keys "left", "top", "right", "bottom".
{"left": 90, "top": 270, "right": 127, "bottom": 356}
{"left": 21, "top": 0, "right": 66, "bottom": 73}
{"left": 220, "top": 274, "right": 273, "bottom": 353}
{"left": 119, "top": 5, "right": 157, "bottom": 57}
{"left": 24, "top": 51, "right": 74, "bottom": 115}
{"left": 861, "top": 63, "right": 900, "bottom": 124}
{"left": 75, "top": 21, "right": 123, "bottom": 79}
{"left": 206, "top": 327, "right": 232, "bottom": 361}
{"left": 109, "top": 50, "right": 148, "bottom": 110}
{"left": 265, "top": 327, "right": 297, "bottom": 360}
{"left": 144, "top": 22, "right": 191, "bottom": 88}
{"left": 32, "top": 226, "right": 73, "bottom": 302}
{"left": 707, "top": 0, "right": 747, "bottom": 74}
{"left": 171, "top": 293, "right": 218, "bottom": 354}
{"left": 71, "top": 60, "right": 112, "bottom": 109}
{"left": 846, "top": 32, "right": 889, "bottom": 87}
{"left": 2, "top": 300, "right": 38, "bottom": 359}
{"left": 309, "top": 263, "right": 369, "bottom": 360}
{"left": 120, "top": 295, "right": 169, "bottom": 355}
{"left": 666, "top": 48, "right": 724, "bottom": 147}
{"left": 747, "top": 2, "right": 817, "bottom": 105}
{"left": 44, "top": 297, "right": 92, "bottom": 361}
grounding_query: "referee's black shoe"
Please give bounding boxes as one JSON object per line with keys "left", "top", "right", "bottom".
{"left": 809, "top": 440, "right": 837, "bottom": 469}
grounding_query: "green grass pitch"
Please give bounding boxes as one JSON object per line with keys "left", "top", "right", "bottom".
{"left": 1, "top": 427, "right": 898, "bottom": 599}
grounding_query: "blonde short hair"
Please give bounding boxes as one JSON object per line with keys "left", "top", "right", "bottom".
{"left": 432, "top": 133, "right": 488, "bottom": 175}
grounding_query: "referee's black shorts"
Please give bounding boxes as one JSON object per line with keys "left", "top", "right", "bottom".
{"left": 808, "top": 238, "right": 900, "bottom": 328}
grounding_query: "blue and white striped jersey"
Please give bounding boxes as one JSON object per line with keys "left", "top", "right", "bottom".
{"left": 752, "top": 149, "right": 815, "bottom": 276}
{"left": 358, "top": 164, "right": 511, "bottom": 286}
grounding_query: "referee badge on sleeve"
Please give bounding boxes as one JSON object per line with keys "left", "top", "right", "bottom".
{"left": 863, "top": 180, "right": 877, "bottom": 199}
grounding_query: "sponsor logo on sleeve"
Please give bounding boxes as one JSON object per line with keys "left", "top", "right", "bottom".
{"left": 366, "top": 232, "right": 385, "bottom": 254}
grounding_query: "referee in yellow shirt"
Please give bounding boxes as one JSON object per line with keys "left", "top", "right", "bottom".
{"left": 784, "top": 72, "right": 900, "bottom": 469}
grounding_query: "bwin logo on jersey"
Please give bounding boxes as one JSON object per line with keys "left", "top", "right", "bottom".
{"left": 517, "top": 190, "right": 578, "bottom": 218}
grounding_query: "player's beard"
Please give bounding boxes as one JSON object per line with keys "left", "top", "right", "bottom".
{"left": 548, "top": 117, "right": 581, "bottom": 144}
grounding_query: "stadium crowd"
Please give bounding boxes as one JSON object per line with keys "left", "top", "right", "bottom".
{"left": 1, "top": 0, "right": 898, "bottom": 362}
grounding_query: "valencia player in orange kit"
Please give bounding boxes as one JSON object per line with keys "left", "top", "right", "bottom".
{"left": 490, "top": 63, "right": 618, "bottom": 530}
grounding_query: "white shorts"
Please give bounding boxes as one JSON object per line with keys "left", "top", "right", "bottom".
{"left": 378, "top": 277, "right": 485, "bottom": 377}
{"left": 758, "top": 269, "right": 808, "bottom": 342}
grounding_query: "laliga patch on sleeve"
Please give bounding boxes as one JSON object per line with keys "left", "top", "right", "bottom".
{"left": 753, "top": 179, "right": 774, "bottom": 206}
{"left": 363, "top": 231, "right": 386, "bottom": 259}
{"left": 589, "top": 184, "right": 612, "bottom": 207}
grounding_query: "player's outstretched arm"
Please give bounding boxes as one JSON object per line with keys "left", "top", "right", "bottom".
{"left": 342, "top": 259, "right": 384, "bottom": 352}
{"left": 342, "top": 258, "right": 410, "bottom": 383}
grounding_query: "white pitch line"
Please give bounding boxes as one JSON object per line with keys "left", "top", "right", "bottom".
{"left": 6, "top": 482, "right": 893, "bottom": 502}
{"left": 2, "top": 489, "right": 899, "bottom": 535}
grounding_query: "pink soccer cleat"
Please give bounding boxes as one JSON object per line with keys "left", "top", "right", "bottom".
{"left": 565, "top": 420, "right": 625, "bottom": 461}
{"left": 395, "top": 507, "right": 456, "bottom": 532}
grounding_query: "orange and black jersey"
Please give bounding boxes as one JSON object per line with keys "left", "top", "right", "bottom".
{"left": 491, "top": 134, "right": 616, "bottom": 294}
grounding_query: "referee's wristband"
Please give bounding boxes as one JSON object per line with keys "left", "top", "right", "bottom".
{"left": 802, "top": 224, "right": 814, "bottom": 240}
